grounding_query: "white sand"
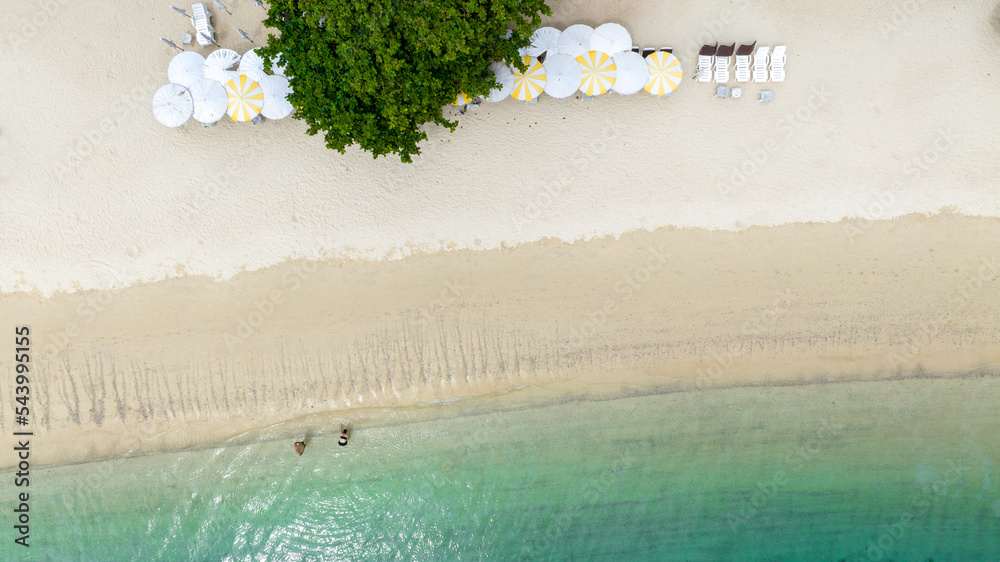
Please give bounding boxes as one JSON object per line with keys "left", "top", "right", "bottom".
{"left": 3, "top": 0, "right": 1000, "bottom": 294}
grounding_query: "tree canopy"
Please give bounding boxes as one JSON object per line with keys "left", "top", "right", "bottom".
{"left": 259, "top": 0, "right": 552, "bottom": 162}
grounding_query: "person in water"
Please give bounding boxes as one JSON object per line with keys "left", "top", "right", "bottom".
{"left": 338, "top": 424, "right": 350, "bottom": 447}
{"left": 294, "top": 441, "right": 306, "bottom": 455}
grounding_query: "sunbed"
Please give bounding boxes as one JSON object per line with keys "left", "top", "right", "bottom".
{"left": 191, "top": 3, "right": 215, "bottom": 47}
{"left": 697, "top": 43, "right": 717, "bottom": 82}
{"left": 734, "top": 42, "right": 755, "bottom": 83}
{"left": 752, "top": 46, "right": 769, "bottom": 83}
{"left": 714, "top": 43, "right": 735, "bottom": 83}
{"left": 770, "top": 45, "right": 786, "bottom": 82}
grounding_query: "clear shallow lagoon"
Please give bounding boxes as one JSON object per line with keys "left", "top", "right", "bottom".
{"left": 8, "top": 375, "right": 1000, "bottom": 560}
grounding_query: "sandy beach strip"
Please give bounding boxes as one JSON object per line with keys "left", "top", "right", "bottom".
{"left": 2, "top": 213, "right": 999, "bottom": 468}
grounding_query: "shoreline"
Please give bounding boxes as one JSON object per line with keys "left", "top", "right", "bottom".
{"left": 22, "top": 366, "right": 1000, "bottom": 472}
{"left": 3, "top": 214, "right": 1000, "bottom": 469}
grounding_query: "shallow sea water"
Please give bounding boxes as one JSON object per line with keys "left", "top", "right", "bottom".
{"left": 6, "top": 375, "right": 1000, "bottom": 561}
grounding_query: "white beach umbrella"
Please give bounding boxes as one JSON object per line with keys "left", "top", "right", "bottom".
{"left": 152, "top": 83, "right": 193, "bottom": 127}
{"left": 269, "top": 53, "right": 286, "bottom": 76}
{"left": 557, "top": 24, "right": 594, "bottom": 57}
{"left": 510, "top": 56, "right": 546, "bottom": 102}
{"left": 589, "top": 23, "right": 632, "bottom": 56}
{"left": 204, "top": 48, "right": 241, "bottom": 83}
{"left": 239, "top": 48, "right": 267, "bottom": 82}
{"left": 167, "top": 51, "right": 205, "bottom": 88}
{"left": 610, "top": 51, "right": 649, "bottom": 95}
{"left": 260, "top": 75, "right": 294, "bottom": 119}
{"left": 577, "top": 51, "right": 616, "bottom": 96}
{"left": 645, "top": 51, "right": 683, "bottom": 96}
{"left": 522, "top": 27, "right": 561, "bottom": 57}
{"left": 224, "top": 74, "right": 264, "bottom": 122}
{"left": 189, "top": 78, "right": 228, "bottom": 124}
{"left": 541, "top": 54, "right": 582, "bottom": 99}
{"left": 486, "top": 62, "right": 515, "bottom": 102}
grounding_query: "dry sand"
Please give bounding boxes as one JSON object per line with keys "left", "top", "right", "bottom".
{"left": 2, "top": 0, "right": 1000, "bottom": 467}
{"left": 2, "top": 0, "right": 1000, "bottom": 292}
{"left": 2, "top": 214, "right": 999, "bottom": 468}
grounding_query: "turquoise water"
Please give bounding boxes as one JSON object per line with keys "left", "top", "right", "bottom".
{"left": 6, "top": 375, "right": 1000, "bottom": 560}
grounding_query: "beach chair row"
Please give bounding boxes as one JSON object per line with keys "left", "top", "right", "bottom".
{"left": 697, "top": 43, "right": 785, "bottom": 83}
{"left": 629, "top": 46, "right": 673, "bottom": 58}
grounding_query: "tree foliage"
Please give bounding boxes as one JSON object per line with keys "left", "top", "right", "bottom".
{"left": 260, "top": 0, "right": 551, "bottom": 162}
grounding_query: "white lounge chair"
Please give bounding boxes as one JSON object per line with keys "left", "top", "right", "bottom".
{"left": 759, "top": 91, "right": 772, "bottom": 102}
{"left": 734, "top": 42, "right": 754, "bottom": 83}
{"left": 714, "top": 43, "right": 734, "bottom": 83}
{"left": 191, "top": 3, "right": 215, "bottom": 47}
{"left": 697, "top": 43, "right": 716, "bottom": 82}
{"left": 770, "top": 45, "right": 786, "bottom": 82}
{"left": 752, "top": 46, "right": 769, "bottom": 83}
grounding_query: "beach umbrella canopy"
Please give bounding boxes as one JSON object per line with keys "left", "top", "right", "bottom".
{"left": 486, "top": 62, "right": 515, "bottom": 102}
{"left": 189, "top": 78, "right": 228, "bottom": 124}
{"left": 542, "top": 54, "right": 582, "bottom": 99}
{"left": 522, "top": 27, "right": 561, "bottom": 57}
{"left": 450, "top": 92, "right": 473, "bottom": 106}
{"left": 167, "top": 51, "right": 205, "bottom": 88}
{"left": 610, "top": 51, "right": 649, "bottom": 95}
{"left": 239, "top": 48, "right": 267, "bottom": 82}
{"left": 204, "top": 48, "right": 240, "bottom": 83}
{"left": 269, "top": 53, "right": 286, "bottom": 76}
{"left": 590, "top": 23, "right": 632, "bottom": 55}
{"left": 152, "top": 83, "right": 193, "bottom": 127}
{"left": 645, "top": 51, "right": 683, "bottom": 96}
{"left": 225, "top": 74, "right": 264, "bottom": 122}
{"left": 259, "top": 75, "right": 293, "bottom": 119}
{"left": 557, "top": 24, "right": 594, "bottom": 57}
{"left": 510, "top": 56, "right": 546, "bottom": 102}
{"left": 577, "top": 51, "right": 616, "bottom": 96}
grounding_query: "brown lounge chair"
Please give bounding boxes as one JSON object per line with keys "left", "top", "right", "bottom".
{"left": 697, "top": 43, "right": 718, "bottom": 81}
{"left": 736, "top": 42, "right": 756, "bottom": 57}
{"left": 735, "top": 42, "right": 756, "bottom": 82}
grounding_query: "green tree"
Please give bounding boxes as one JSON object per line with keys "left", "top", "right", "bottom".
{"left": 259, "top": 0, "right": 551, "bottom": 163}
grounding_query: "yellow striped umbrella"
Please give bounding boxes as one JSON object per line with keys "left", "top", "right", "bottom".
{"left": 644, "top": 51, "right": 684, "bottom": 96}
{"left": 576, "top": 51, "right": 616, "bottom": 96}
{"left": 450, "top": 92, "right": 472, "bottom": 106}
{"left": 510, "top": 56, "right": 546, "bottom": 102}
{"left": 224, "top": 74, "right": 264, "bottom": 122}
